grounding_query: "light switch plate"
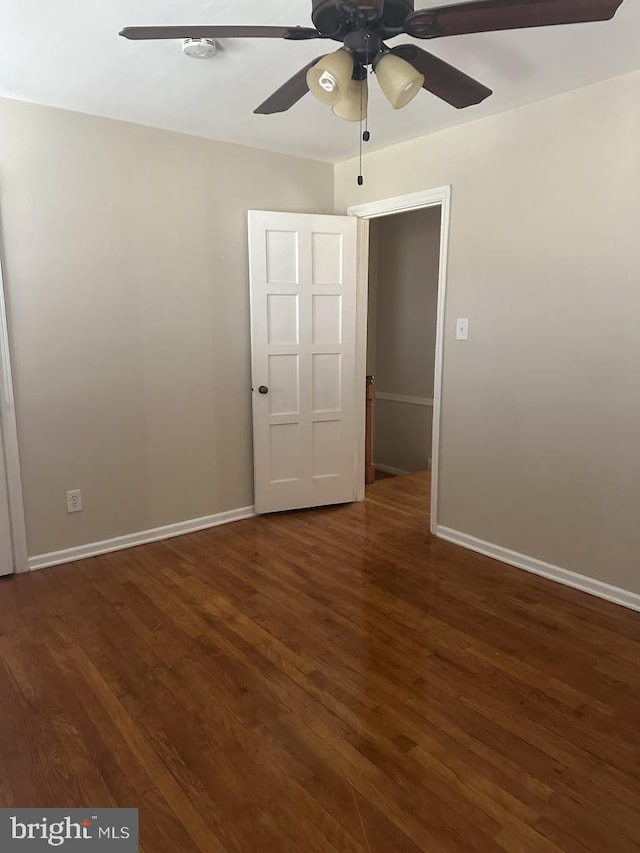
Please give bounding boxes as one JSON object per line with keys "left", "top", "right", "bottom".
{"left": 456, "top": 318, "right": 469, "bottom": 341}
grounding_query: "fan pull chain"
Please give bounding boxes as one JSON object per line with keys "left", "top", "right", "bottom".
{"left": 358, "top": 83, "right": 364, "bottom": 186}
{"left": 363, "top": 41, "right": 371, "bottom": 143}
{"left": 363, "top": 81, "right": 371, "bottom": 144}
{"left": 357, "top": 41, "right": 372, "bottom": 187}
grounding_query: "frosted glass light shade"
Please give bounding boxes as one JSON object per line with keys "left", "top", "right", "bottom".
{"left": 306, "top": 49, "right": 355, "bottom": 106}
{"left": 332, "top": 78, "right": 368, "bottom": 122}
{"left": 375, "top": 53, "right": 424, "bottom": 110}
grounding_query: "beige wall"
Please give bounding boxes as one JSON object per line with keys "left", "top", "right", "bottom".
{"left": 0, "top": 97, "right": 333, "bottom": 556}
{"left": 337, "top": 70, "right": 640, "bottom": 595}
{"left": 373, "top": 208, "right": 440, "bottom": 398}
{"left": 368, "top": 208, "right": 440, "bottom": 473}
{"left": 374, "top": 402, "right": 432, "bottom": 475}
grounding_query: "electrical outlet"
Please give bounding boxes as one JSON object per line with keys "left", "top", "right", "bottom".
{"left": 66, "top": 489, "right": 82, "bottom": 513}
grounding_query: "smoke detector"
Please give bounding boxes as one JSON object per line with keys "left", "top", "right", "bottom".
{"left": 182, "top": 38, "right": 217, "bottom": 59}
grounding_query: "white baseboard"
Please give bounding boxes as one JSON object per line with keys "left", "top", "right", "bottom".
{"left": 435, "top": 525, "right": 640, "bottom": 613}
{"left": 28, "top": 505, "right": 256, "bottom": 571}
{"left": 374, "top": 463, "right": 411, "bottom": 476}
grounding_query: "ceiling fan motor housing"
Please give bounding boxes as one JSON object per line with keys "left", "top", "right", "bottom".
{"left": 311, "top": 0, "right": 415, "bottom": 39}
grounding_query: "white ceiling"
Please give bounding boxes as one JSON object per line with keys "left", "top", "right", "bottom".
{"left": 1, "top": 0, "right": 638, "bottom": 162}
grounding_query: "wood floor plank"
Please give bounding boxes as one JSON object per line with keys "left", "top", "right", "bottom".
{"left": 0, "top": 472, "right": 639, "bottom": 851}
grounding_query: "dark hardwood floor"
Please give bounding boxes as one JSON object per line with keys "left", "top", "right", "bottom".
{"left": 1, "top": 472, "right": 640, "bottom": 851}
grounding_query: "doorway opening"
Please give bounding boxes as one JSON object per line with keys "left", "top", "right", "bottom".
{"left": 366, "top": 206, "right": 441, "bottom": 483}
{"left": 349, "top": 187, "right": 451, "bottom": 533}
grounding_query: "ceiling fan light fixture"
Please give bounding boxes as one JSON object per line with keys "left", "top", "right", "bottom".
{"left": 123, "top": 0, "right": 625, "bottom": 122}
{"left": 375, "top": 53, "right": 424, "bottom": 110}
{"left": 332, "top": 77, "right": 368, "bottom": 122}
{"left": 306, "top": 49, "right": 355, "bottom": 106}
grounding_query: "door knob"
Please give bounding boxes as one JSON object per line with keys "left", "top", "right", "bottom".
{"left": 258, "top": 385, "right": 269, "bottom": 395}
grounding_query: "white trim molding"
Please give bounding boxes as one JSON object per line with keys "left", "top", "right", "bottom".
{"left": 436, "top": 525, "right": 640, "bottom": 613}
{"left": 353, "top": 216, "right": 370, "bottom": 504}
{"left": 0, "top": 220, "right": 28, "bottom": 573}
{"left": 376, "top": 392, "right": 434, "bottom": 407}
{"left": 373, "top": 463, "right": 411, "bottom": 477}
{"left": 348, "top": 185, "right": 451, "bottom": 535}
{"left": 29, "top": 505, "right": 256, "bottom": 571}
{"left": 348, "top": 188, "right": 449, "bottom": 220}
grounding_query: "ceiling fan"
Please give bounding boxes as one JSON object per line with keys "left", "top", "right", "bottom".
{"left": 120, "top": 0, "right": 624, "bottom": 121}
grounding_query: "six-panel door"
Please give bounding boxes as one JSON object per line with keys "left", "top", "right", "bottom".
{"left": 248, "top": 210, "right": 358, "bottom": 514}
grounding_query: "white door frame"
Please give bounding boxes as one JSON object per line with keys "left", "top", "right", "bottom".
{"left": 348, "top": 186, "right": 451, "bottom": 534}
{"left": 0, "top": 232, "right": 28, "bottom": 573}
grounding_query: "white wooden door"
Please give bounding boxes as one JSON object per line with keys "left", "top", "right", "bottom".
{"left": 248, "top": 210, "right": 359, "bottom": 514}
{"left": 0, "top": 427, "right": 13, "bottom": 575}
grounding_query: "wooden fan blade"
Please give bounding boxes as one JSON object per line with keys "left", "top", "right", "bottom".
{"left": 404, "top": 0, "right": 624, "bottom": 39}
{"left": 254, "top": 56, "right": 326, "bottom": 115}
{"left": 119, "top": 25, "right": 321, "bottom": 41}
{"left": 391, "top": 44, "right": 492, "bottom": 107}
